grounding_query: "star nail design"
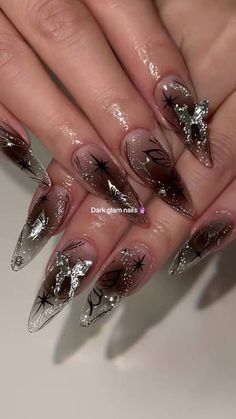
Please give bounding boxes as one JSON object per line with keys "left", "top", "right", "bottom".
{"left": 162, "top": 90, "right": 178, "bottom": 110}
{"left": 91, "top": 154, "right": 111, "bottom": 176}
{"left": 132, "top": 255, "right": 145, "bottom": 273}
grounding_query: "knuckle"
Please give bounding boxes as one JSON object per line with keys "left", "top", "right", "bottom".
{"left": 32, "top": 0, "right": 89, "bottom": 43}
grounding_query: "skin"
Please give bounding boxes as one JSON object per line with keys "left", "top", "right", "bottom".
{"left": 1, "top": 0, "right": 236, "bottom": 326}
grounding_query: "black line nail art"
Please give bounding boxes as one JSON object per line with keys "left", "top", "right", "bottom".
{"left": 169, "top": 214, "right": 235, "bottom": 275}
{"left": 0, "top": 123, "right": 51, "bottom": 186}
{"left": 28, "top": 239, "right": 95, "bottom": 332}
{"left": 80, "top": 246, "right": 151, "bottom": 327}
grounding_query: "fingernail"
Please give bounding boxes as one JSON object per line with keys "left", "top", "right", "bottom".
{"left": 0, "top": 123, "right": 51, "bottom": 186}
{"left": 80, "top": 244, "right": 152, "bottom": 327}
{"left": 28, "top": 239, "right": 95, "bottom": 332}
{"left": 154, "top": 76, "right": 212, "bottom": 167}
{"left": 11, "top": 186, "right": 71, "bottom": 271}
{"left": 169, "top": 213, "right": 234, "bottom": 275}
{"left": 123, "top": 129, "right": 192, "bottom": 217}
{"left": 72, "top": 144, "right": 147, "bottom": 224}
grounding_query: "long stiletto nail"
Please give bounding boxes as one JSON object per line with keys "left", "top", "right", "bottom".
{"left": 80, "top": 244, "right": 152, "bottom": 327}
{"left": 72, "top": 144, "right": 147, "bottom": 224}
{"left": 28, "top": 239, "right": 95, "bottom": 333}
{"left": 124, "top": 129, "right": 192, "bottom": 217}
{"left": 0, "top": 123, "right": 51, "bottom": 186}
{"left": 154, "top": 76, "right": 212, "bottom": 167}
{"left": 11, "top": 186, "right": 71, "bottom": 271}
{"left": 169, "top": 213, "right": 234, "bottom": 275}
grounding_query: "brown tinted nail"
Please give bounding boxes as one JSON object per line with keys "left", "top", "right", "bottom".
{"left": 11, "top": 186, "right": 71, "bottom": 271}
{"left": 28, "top": 239, "right": 96, "bottom": 332}
{"left": 72, "top": 144, "right": 147, "bottom": 224}
{"left": 80, "top": 244, "right": 152, "bottom": 326}
{"left": 154, "top": 76, "right": 212, "bottom": 167}
{"left": 169, "top": 213, "right": 234, "bottom": 275}
{"left": 123, "top": 129, "right": 192, "bottom": 217}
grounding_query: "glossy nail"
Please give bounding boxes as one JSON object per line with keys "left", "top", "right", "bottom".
{"left": 28, "top": 239, "right": 95, "bottom": 332}
{"left": 80, "top": 244, "right": 152, "bottom": 327}
{"left": 0, "top": 123, "right": 51, "bottom": 186}
{"left": 169, "top": 213, "right": 234, "bottom": 275}
{"left": 11, "top": 186, "right": 71, "bottom": 271}
{"left": 72, "top": 144, "right": 147, "bottom": 224}
{"left": 124, "top": 129, "right": 192, "bottom": 217}
{"left": 154, "top": 76, "right": 212, "bottom": 167}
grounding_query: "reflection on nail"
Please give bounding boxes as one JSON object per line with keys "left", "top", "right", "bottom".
{"left": 11, "top": 186, "right": 71, "bottom": 271}
{"left": 0, "top": 123, "right": 51, "bottom": 186}
{"left": 154, "top": 77, "right": 212, "bottom": 167}
{"left": 80, "top": 244, "right": 152, "bottom": 327}
{"left": 72, "top": 144, "right": 147, "bottom": 224}
{"left": 28, "top": 240, "right": 95, "bottom": 332}
{"left": 169, "top": 214, "right": 234, "bottom": 275}
{"left": 124, "top": 129, "right": 192, "bottom": 217}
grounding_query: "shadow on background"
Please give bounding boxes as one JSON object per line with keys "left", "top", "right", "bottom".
{"left": 53, "top": 253, "right": 208, "bottom": 363}
{"left": 53, "top": 240, "right": 236, "bottom": 363}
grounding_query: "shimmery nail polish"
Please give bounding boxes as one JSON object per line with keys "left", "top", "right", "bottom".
{"left": 0, "top": 123, "right": 51, "bottom": 186}
{"left": 11, "top": 186, "right": 71, "bottom": 271}
{"left": 80, "top": 244, "right": 152, "bottom": 327}
{"left": 123, "top": 129, "right": 192, "bottom": 217}
{"left": 169, "top": 213, "right": 234, "bottom": 275}
{"left": 154, "top": 76, "right": 212, "bottom": 167}
{"left": 28, "top": 239, "right": 95, "bottom": 332}
{"left": 72, "top": 144, "right": 147, "bottom": 224}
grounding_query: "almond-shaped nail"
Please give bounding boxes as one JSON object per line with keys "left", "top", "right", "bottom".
{"left": 72, "top": 144, "right": 147, "bottom": 224}
{"left": 80, "top": 244, "right": 152, "bottom": 327}
{"left": 28, "top": 239, "right": 95, "bottom": 333}
{"left": 169, "top": 214, "right": 234, "bottom": 275}
{"left": 124, "top": 129, "right": 192, "bottom": 217}
{"left": 154, "top": 76, "right": 212, "bottom": 167}
{"left": 11, "top": 186, "right": 71, "bottom": 271}
{"left": 0, "top": 123, "right": 51, "bottom": 186}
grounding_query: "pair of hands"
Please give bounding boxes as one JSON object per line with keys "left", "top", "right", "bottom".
{"left": 0, "top": 0, "right": 236, "bottom": 332}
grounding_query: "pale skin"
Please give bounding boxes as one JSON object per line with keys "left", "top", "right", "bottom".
{"left": 1, "top": 0, "right": 236, "bottom": 327}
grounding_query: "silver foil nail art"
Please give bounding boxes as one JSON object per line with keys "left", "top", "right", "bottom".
{"left": 28, "top": 240, "right": 94, "bottom": 332}
{"left": 80, "top": 245, "right": 151, "bottom": 327}
{"left": 0, "top": 123, "right": 51, "bottom": 186}
{"left": 11, "top": 187, "right": 71, "bottom": 271}
{"left": 169, "top": 215, "right": 234, "bottom": 275}
{"left": 54, "top": 251, "right": 92, "bottom": 299}
{"left": 175, "top": 101, "right": 209, "bottom": 146}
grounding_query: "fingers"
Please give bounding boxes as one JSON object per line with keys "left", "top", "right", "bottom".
{"left": 12, "top": 159, "right": 87, "bottom": 271}
{"left": 83, "top": 0, "right": 212, "bottom": 166}
{"left": 28, "top": 192, "right": 131, "bottom": 332}
{"left": 170, "top": 180, "right": 236, "bottom": 275}
{"left": 0, "top": 10, "right": 144, "bottom": 222}
{"left": 0, "top": 104, "right": 50, "bottom": 186}
{"left": 1, "top": 0, "right": 194, "bottom": 216}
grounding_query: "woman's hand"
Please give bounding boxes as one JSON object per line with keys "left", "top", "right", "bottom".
{"left": 2, "top": 0, "right": 236, "bottom": 330}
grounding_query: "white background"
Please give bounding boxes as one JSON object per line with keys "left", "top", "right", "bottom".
{"left": 1, "top": 137, "right": 236, "bottom": 419}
